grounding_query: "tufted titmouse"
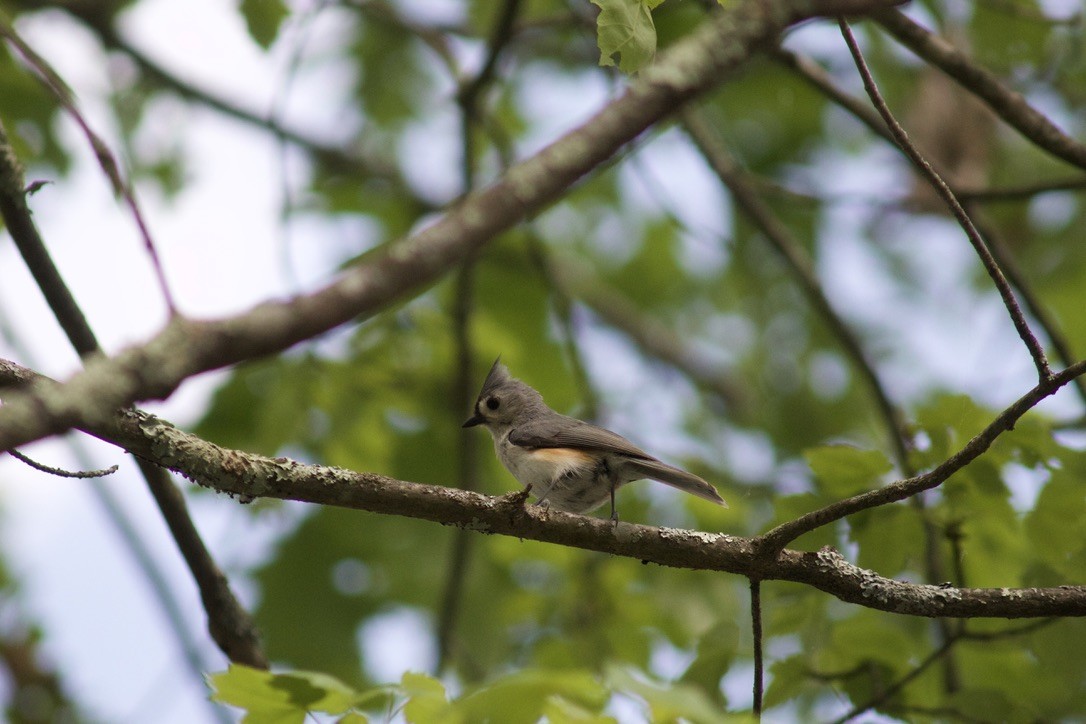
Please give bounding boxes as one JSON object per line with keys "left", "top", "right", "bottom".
{"left": 463, "top": 358, "right": 727, "bottom": 520}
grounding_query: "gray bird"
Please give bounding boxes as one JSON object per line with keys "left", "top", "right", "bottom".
{"left": 463, "top": 358, "right": 727, "bottom": 520}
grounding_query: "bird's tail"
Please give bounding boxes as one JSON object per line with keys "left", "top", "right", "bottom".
{"left": 625, "top": 459, "right": 727, "bottom": 507}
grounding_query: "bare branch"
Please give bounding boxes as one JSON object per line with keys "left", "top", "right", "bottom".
{"left": 1, "top": 357, "right": 1082, "bottom": 619}
{"left": 957, "top": 176, "right": 1086, "bottom": 202}
{"left": 0, "top": 15, "right": 177, "bottom": 314}
{"left": 7, "top": 448, "right": 118, "bottom": 478}
{"left": 0, "top": 122, "right": 100, "bottom": 357}
{"left": 838, "top": 19, "right": 1052, "bottom": 381}
{"left": 834, "top": 618, "right": 1059, "bottom": 723}
{"left": 773, "top": 43, "right": 1086, "bottom": 408}
{"left": 751, "top": 580, "right": 764, "bottom": 719}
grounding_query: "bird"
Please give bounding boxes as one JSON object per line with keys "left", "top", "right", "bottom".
{"left": 463, "top": 358, "right": 727, "bottom": 520}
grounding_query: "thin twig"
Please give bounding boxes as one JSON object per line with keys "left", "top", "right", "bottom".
{"left": 0, "top": 15, "right": 177, "bottom": 315}
{"left": 835, "top": 617, "right": 1059, "bottom": 723}
{"left": 8, "top": 448, "right": 118, "bottom": 478}
{"left": 838, "top": 18, "right": 1052, "bottom": 382}
{"left": 756, "top": 358, "right": 1086, "bottom": 557}
{"left": 833, "top": 632, "right": 959, "bottom": 724}
{"left": 957, "top": 176, "right": 1086, "bottom": 202}
{"left": 967, "top": 210, "right": 1086, "bottom": 406}
{"left": 774, "top": 43, "right": 1086, "bottom": 408}
{"left": 872, "top": 8, "right": 1086, "bottom": 171}
{"left": 750, "top": 579, "right": 764, "bottom": 720}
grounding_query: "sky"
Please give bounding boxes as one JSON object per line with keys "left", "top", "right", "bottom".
{"left": 0, "top": 0, "right": 1082, "bottom": 722}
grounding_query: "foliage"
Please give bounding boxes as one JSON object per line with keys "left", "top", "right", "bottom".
{"left": 209, "top": 664, "right": 744, "bottom": 723}
{"left": 1, "top": 0, "right": 1086, "bottom": 722}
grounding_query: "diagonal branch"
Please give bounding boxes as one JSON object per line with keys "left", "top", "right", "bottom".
{"left": 839, "top": 19, "right": 1052, "bottom": 382}
{"left": 0, "top": 0, "right": 908, "bottom": 456}
{"left": 872, "top": 8, "right": 1086, "bottom": 171}
{"left": 773, "top": 45, "right": 1086, "bottom": 409}
{"left": 755, "top": 357, "right": 1086, "bottom": 557}
{"left": 0, "top": 15, "right": 177, "bottom": 314}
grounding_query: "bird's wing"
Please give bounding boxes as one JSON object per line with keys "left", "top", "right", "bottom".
{"left": 508, "top": 418, "right": 655, "bottom": 460}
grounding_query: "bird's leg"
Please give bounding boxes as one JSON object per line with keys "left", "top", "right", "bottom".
{"left": 608, "top": 477, "right": 620, "bottom": 524}
{"left": 597, "top": 458, "right": 618, "bottom": 525}
{"left": 532, "top": 477, "right": 559, "bottom": 507}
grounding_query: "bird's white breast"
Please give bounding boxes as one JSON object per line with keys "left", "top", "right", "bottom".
{"left": 492, "top": 429, "right": 595, "bottom": 488}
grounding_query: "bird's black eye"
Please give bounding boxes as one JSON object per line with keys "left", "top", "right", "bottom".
{"left": 486, "top": 396, "right": 500, "bottom": 411}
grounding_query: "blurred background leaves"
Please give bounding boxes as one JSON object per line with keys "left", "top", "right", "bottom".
{"left": 2, "top": 0, "right": 1086, "bottom": 721}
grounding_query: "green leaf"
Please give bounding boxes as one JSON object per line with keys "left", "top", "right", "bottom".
{"left": 239, "top": 0, "right": 290, "bottom": 49}
{"left": 805, "top": 445, "right": 893, "bottom": 498}
{"left": 401, "top": 672, "right": 453, "bottom": 723}
{"left": 607, "top": 666, "right": 727, "bottom": 723}
{"left": 850, "top": 505, "right": 925, "bottom": 576}
{"left": 679, "top": 622, "right": 739, "bottom": 705}
{"left": 208, "top": 664, "right": 361, "bottom": 723}
{"left": 825, "top": 613, "right": 918, "bottom": 669}
{"left": 590, "top": 0, "right": 658, "bottom": 73}
{"left": 1026, "top": 454, "right": 1086, "bottom": 578}
{"left": 457, "top": 669, "right": 609, "bottom": 723}
{"left": 763, "top": 656, "right": 813, "bottom": 710}
{"left": 542, "top": 696, "right": 618, "bottom": 723}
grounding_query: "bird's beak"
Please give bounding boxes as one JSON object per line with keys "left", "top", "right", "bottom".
{"left": 462, "top": 414, "right": 485, "bottom": 428}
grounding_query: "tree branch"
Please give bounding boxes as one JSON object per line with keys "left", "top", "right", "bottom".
{"left": 0, "top": 16, "right": 177, "bottom": 313}
{"left": 839, "top": 18, "right": 1052, "bottom": 382}
{"left": 755, "top": 358, "right": 1086, "bottom": 556}
{"left": 7, "top": 448, "right": 117, "bottom": 478}
{"left": 1, "top": 358, "right": 1083, "bottom": 620}
{"left": 773, "top": 42, "right": 1086, "bottom": 409}
{"left": 0, "top": 0, "right": 907, "bottom": 455}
